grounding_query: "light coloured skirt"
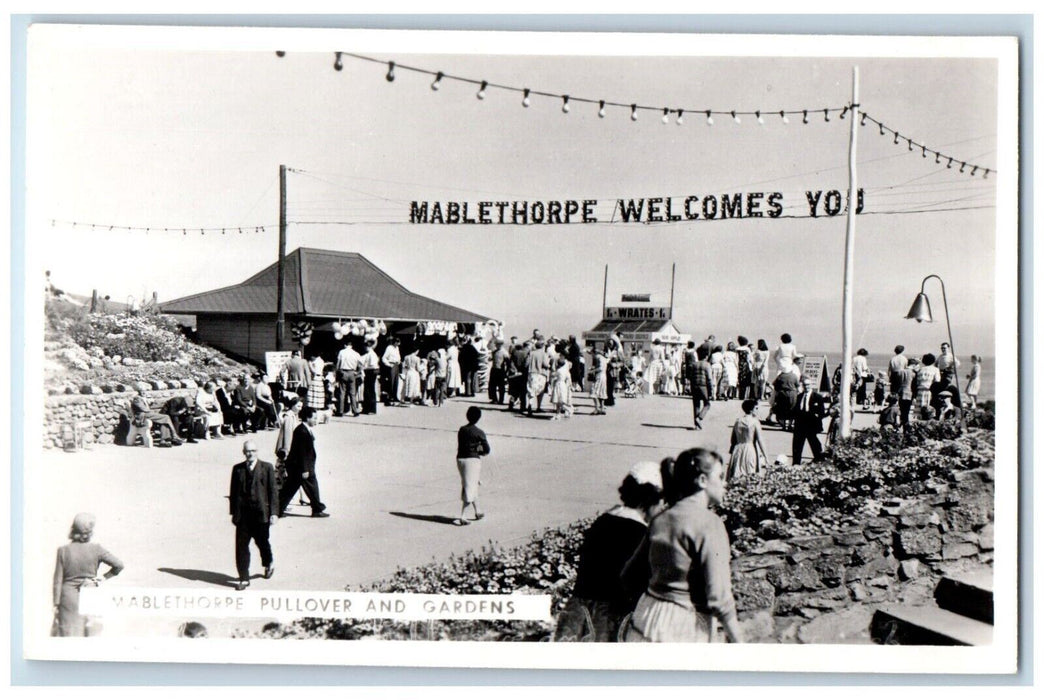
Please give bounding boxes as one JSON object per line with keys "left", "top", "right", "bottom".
{"left": 456, "top": 457, "right": 481, "bottom": 504}
{"left": 620, "top": 593, "right": 717, "bottom": 643}
{"left": 527, "top": 372, "right": 548, "bottom": 398}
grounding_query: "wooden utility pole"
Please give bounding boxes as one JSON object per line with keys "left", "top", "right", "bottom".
{"left": 602, "top": 264, "right": 609, "bottom": 318}
{"left": 840, "top": 67, "right": 860, "bottom": 438}
{"left": 276, "top": 164, "right": 287, "bottom": 350}
{"left": 669, "top": 263, "right": 676, "bottom": 319}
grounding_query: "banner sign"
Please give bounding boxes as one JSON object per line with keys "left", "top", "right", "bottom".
{"left": 265, "top": 351, "right": 293, "bottom": 383}
{"left": 799, "top": 355, "right": 832, "bottom": 392}
{"left": 79, "top": 587, "right": 551, "bottom": 622}
{"left": 409, "top": 189, "right": 864, "bottom": 224}
{"left": 621, "top": 293, "right": 651, "bottom": 302}
{"left": 604, "top": 307, "right": 670, "bottom": 320}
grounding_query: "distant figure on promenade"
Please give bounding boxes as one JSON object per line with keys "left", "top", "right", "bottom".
{"left": 878, "top": 395, "right": 902, "bottom": 430}
{"left": 525, "top": 340, "right": 551, "bottom": 415}
{"left": 306, "top": 353, "right": 327, "bottom": 412}
{"left": 966, "top": 355, "right": 982, "bottom": 409}
{"left": 550, "top": 357, "right": 574, "bottom": 420}
{"left": 897, "top": 358, "right": 919, "bottom": 426}
{"left": 455, "top": 406, "right": 490, "bottom": 526}
{"left": 772, "top": 333, "right": 798, "bottom": 377}
{"left": 274, "top": 396, "right": 300, "bottom": 493}
{"left": 235, "top": 374, "right": 260, "bottom": 431}
{"left": 791, "top": 376, "right": 827, "bottom": 465}
{"left": 335, "top": 341, "right": 361, "bottom": 417}
{"left": 888, "top": 345, "right": 908, "bottom": 396}
{"left": 567, "top": 335, "right": 585, "bottom": 392}
{"left": 284, "top": 349, "right": 312, "bottom": 399}
{"left": 736, "top": 336, "right": 754, "bottom": 400}
{"left": 722, "top": 342, "right": 740, "bottom": 400}
{"left": 621, "top": 448, "right": 743, "bottom": 644}
{"left": 401, "top": 347, "right": 423, "bottom": 405}
{"left": 254, "top": 373, "right": 279, "bottom": 430}
{"left": 554, "top": 462, "right": 663, "bottom": 642}
{"left": 52, "top": 513, "right": 123, "bottom": 636}
{"left": 770, "top": 370, "right": 800, "bottom": 430}
{"left": 194, "top": 381, "right": 223, "bottom": 440}
{"left": 488, "top": 340, "right": 509, "bottom": 405}
{"left": 914, "top": 353, "right": 942, "bottom": 420}
{"left": 589, "top": 346, "right": 608, "bottom": 415}
{"left": 360, "top": 339, "right": 380, "bottom": 415}
{"left": 445, "top": 339, "right": 462, "bottom": 398}
{"left": 279, "top": 407, "right": 328, "bottom": 518}
{"left": 752, "top": 339, "right": 770, "bottom": 400}
{"left": 459, "top": 335, "right": 479, "bottom": 397}
{"left": 709, "top": 345, "right": 724, "bottom": 400}
{"left": 688, "top": 345, "right": 713, "bottom": 430}
{"left": 727, "top": 400, "right": 769, "bottom": 482}
{"left": 381, "top": 337, "right": 403, "bottom": 406}
{"left": 937, "top": 342, "right": 961, "bottom": 388}
{"left": 229, "top": 440, "right": 278, "bottom": 591}
{"left": 853, "top": 348, "right": 871, "bottom": 409}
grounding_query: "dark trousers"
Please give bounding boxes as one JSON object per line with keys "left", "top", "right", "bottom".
{"left": 463, "top": 370, "right": 477, "bottom": 396}
{"left": 256, "top": 402, "right": 278, "bottom": 429}
{"left": 336, "top": 371, "right": 360, "bottom": 416}
{"left": 691, "top": 390, "right": 710, "bottom": 426}
{"left": 519, "top": 371, "right": 530, "bottom": 412}
{"left": 792, "top": 424, "right": 823, "bottom": 464}
{"left": 279, "top": 471, "right": 325, "bottom": 515}
{"left": 235, "top": 520, "right": 273, "bottom": 581}
{"left": 606, "top": 374, "right": 616, "bottom": 406}
{"left": 383, "top": 365, "right": 400, "bottom": 405}
{"left": 489, "top": 367, "right": 506, "bottom": 404}
{"left": 362, "top": 369, "right": 378, "bottom": 414}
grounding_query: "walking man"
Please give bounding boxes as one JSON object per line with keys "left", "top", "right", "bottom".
{"left": 381, "top": 337, "right": 402, "bottom": 406}
{"left": 791, "top": 376, "right": 827, "bottom": 465}
{"left": 283, "top": 349, "right": 311, "bottom": 400}
{"left": 688, "top": 346, "right": 714, "bottom": 430}
{"left": 229, "top": 440, "right": 278, "bottom": 591}
{"left": 279, "top": 407, "right": 329, "bottom": 518}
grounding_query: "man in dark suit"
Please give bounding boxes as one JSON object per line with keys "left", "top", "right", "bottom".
{"left": 792, "top": 376, "right": 828, "bottom": 465}
{"left": 278, "top": 407, "right": 329, "bottom": 518}
{"left": 229, "top": 440, "right": 279, "bottom": 591}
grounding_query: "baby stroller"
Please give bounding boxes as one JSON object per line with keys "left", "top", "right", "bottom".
{"left": 619, "top": 365, "right": 641, "bottom": 398}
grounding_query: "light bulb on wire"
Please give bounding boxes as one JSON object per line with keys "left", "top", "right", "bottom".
{"left": 522, "top": 88, "right": 530, "bottom": 108}
{"left": 430, "top": 71, "right": 443, "bottom": 91}
{"left": 562, "top": 95, "right": 570, "bottom": 113}
{"left": 631, "top": 104, "right": 638, "bottom": 122}
{"left": 333, "top": 52, "right": 343, "bottom": 71}
{"left": 802, "top": 110, "right": 809, "bottom": 124}
{"left": 756, "top": 110, "right": 764, "bottom": 125}
{"left": 780, "top": 110, "right": 789, "bottom": 124}
{"left": 661, "top": 108, "right": 670, "bottom": 124}
{"left": 476, "top": 80, "right": 487, "bottom": 100}
{"left": 731, "top": 110, "right": 741, "bottom": 124}
{"left": 676, "top": 109, "right": 684, "bottom": 125}
{"left": 598, "top": 100, "right": 606, "bottom": 118}
{"left": 386, "top": 61, "right": 395, "bottom": 82}
{"left": 705, "top": 110, "right": 714, "bottom": 126}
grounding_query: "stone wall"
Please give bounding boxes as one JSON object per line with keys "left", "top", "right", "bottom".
{"left": 43, "top": 382, "right": 201, "bottom": 449}
{"left": 733, "top": 465, "right": 995, "bottom": 643}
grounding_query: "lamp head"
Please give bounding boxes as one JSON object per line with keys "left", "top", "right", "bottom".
{"left": 905, "top": 292, "right": 933, "bottom": 323}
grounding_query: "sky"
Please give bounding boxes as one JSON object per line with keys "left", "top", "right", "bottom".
{"left": 27, "top": 28, "right": 1005, "bottom": 356}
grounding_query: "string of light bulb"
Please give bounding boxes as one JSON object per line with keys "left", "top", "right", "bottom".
{"left": 294, "top": 51, "right": 995, "bottom": 179}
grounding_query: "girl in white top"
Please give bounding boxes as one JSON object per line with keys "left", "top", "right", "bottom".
{"left": 772, "top": 333, "right": 798, "bottom": 376}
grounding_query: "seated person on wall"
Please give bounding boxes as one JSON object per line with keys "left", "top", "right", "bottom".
{"left": 234, "top": 374, "right": 260, "bottom": 433}
{"left": 129, "top": 389, "right": 183, "bottom": 446}
{"left": 162, "top": 395, "right": 195, "bottom": 441}
{"left": 215, "top": 378, "right": 248, "bottom": 434}
{"left": 194, "top": 381, "right": 224, "bottom": 439}
{"left": 253, "top": 373, "right": 279, "bottom": 430}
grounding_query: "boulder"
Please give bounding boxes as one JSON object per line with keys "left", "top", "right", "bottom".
{"left": 750, "top": 539, "right": 792, "bottom": 555}
{"left": 776, "top": 587, "right": 849, "bottom": 616}
{"left": 977, "top": 523, "right": 994, "bottom": 551}
{"left": 733, "top": 577, "right": 776, "bottom": 612}
{"left": 946, "top": 493, "right": 993, "bottom": 532}
{"left": 862, "top": 516, "right": 896, "bottom": 534}
{"left": 898, "top": 559, "right": 921, "bottom": 581}
{"left": 788, "top": 534, "right": 834, "bottom": 550}
{"left": 844, "top": 556, "right": 899, "bottom": 583}
{"left": 734, "top": 554, "right": 787, "bottom": 574}
{"left": 796, "top": 604, "right": 874, "bottom": 644}
{"left": 833, "top": 530, "right": 867, "bottom": 547}
{"left": 898, "top": 511, "right": 938, "bottom": 529}
{"left": 895, "top": 527, "right": 943, "bottom": 558}
{"left": 738, "top": 610, "right": 775, "bottom": 642}
{"left": 813, "top": 552, "right": 848, "bottom": 588}
{"left": 768, "top": 562, "right": 824, "bottom": 592}
{"left": 941, "top": 542, "right": 980, "bottom": 560}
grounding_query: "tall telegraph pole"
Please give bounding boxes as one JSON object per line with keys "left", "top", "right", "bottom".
{"left": 840, "top": 67, "right": 860, "bottom": 438}
{"left": 276, "top": 164, "right": 287, "bottom": 351}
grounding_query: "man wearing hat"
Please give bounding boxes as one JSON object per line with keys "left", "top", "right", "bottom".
{"left": 229, "top": 440, "right": 279, "bottom": 590}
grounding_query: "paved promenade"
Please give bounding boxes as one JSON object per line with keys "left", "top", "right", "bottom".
{"left": 31, "top": 390, "right": 877, "bottom": 637}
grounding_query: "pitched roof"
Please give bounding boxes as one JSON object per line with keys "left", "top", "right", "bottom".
{"left": 161, "top": 248, "right": 492, "bottom": 323}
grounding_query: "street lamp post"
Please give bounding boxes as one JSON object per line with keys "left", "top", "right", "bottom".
{"left": 905, "top": 274, "right": 966, "bottom": 431}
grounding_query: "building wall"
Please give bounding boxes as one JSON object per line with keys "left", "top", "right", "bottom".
{"left": 197, "top": 314, "right": 278, "bottom": 365}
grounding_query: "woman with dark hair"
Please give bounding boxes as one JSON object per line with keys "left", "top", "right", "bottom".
{"left": 853, "top": 348, "right": 871, "bottom": 410}
{"left": 554, "top": 462, "right": 664, "bottom": 642}
{"left": 621, "top": 448, "right": 743, "bottom": 643}
{"left": 455, "top": 406, "right": 490, "bottom": 526}
{"left": 753, "top": 339, "right": 770, "bottom": 400}
{"left": 722, "top": 342, "right": 740, "bottom": 400}
{"left": 727, "top": 399, "right": 769, "bottom": 482}
{"left": 736, "top": 336, "right": 753, "bottom": 400}
{"left": 52, "top": 513, "right": 123, "bottom": 636}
